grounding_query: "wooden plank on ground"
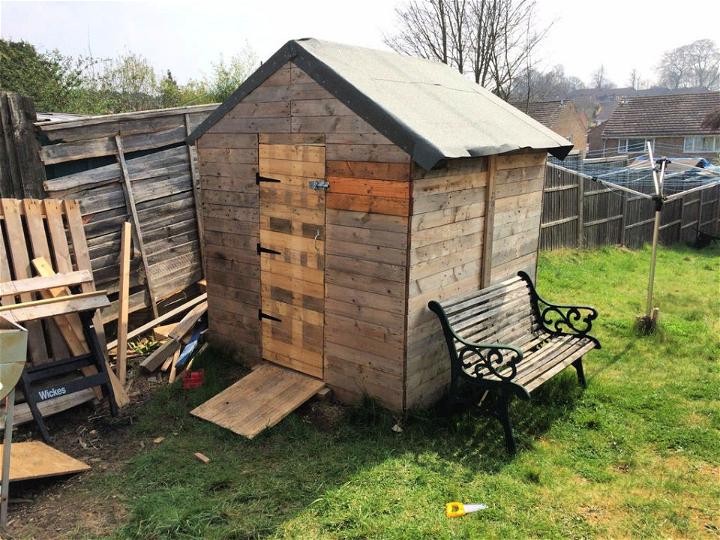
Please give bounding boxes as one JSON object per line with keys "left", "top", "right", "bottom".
{"left": 0, "top": 441, "right": 90, "bottom": 481}
{"left": 190, "top": 363, "right": 325, "bottom": 439}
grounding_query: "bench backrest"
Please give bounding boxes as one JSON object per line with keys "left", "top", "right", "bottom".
{"left": 433, "top": 273, "right": 541, "bottom": 349}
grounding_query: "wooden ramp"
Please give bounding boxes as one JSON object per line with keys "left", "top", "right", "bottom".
{"left": 1, "top": 441, "right": 90, "bottom": 482}
{"left": 190, "top": 363, "right": 324, "bottom": 439}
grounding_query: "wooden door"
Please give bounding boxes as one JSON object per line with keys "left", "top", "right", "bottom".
{"left": 258, "top": 143, "right": 326, "bottom": 379}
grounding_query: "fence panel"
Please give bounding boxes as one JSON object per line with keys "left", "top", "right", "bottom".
{"left": 540, "top": 161, "right": 720, "bottom": 250}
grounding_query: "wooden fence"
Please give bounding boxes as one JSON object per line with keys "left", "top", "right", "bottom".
{"left": 540, "top": 159, "right": 720, "bottom": 250}
{"left": 0, "top": 91, "right": 219, "bottom": 325}
{"left": 0, "top": 93, "right": 45, "bottom": 198}
{"left": 38, "top": 104, "right": 217, "bottom": 323}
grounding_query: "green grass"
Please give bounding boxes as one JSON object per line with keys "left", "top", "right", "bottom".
{"left": 90, "top": 245, "right": 719, "bottom": 539}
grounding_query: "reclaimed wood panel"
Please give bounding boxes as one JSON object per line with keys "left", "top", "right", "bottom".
{"left": 191, "top": 363, "right": 324, "bottom": 439}
{"left": 259, "top": 142, "right": 325, "bottom": 378}
{"left": 404, "top": 158, "right": 489, "bottom": 409}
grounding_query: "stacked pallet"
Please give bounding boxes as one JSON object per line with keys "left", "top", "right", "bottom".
{"left": 37, "top": 105, "right": 217, "bottom": 322}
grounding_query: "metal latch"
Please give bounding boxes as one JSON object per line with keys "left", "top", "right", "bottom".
{"left": 308, "top": 180, "right": 330, "bottom": 190}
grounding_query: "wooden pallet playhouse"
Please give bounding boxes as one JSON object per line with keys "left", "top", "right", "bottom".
{"left": 187, "top": 39, "right": 572, "bottom": 434}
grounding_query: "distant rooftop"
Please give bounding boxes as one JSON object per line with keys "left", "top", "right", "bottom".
{"left": 510, "top": 100, "right": 583, "bottom": 129}
{"left": 602, "top": 92, "right": 720, "bottom": 138}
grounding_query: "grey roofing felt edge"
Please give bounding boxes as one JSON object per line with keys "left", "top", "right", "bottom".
{"left": 187, "top": 39, "right": 572, "bottom": 168}
{"left": 186, "top": 41, "right": 298, "bottom": 145}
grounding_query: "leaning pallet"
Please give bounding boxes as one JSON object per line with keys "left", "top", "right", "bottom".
{"left": 0, "top": 198, "right": 128, "bottom": 425}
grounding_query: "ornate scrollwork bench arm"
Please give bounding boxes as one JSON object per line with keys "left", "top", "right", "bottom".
{"left": 518, "top": 271, "right": 598, "bottom": 338}
{"left": 428, "top": 300, "right": 524, "bottom": 383}
{"left": 456, "top": 337, "right": 524, "bottom": 382}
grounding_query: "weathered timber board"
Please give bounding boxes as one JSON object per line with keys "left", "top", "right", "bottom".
{"left": 190, "top": 363, "right": 325, "bottom": 439}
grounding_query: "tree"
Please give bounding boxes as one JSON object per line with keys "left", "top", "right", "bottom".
{"left": 385, "top": 0, "right": 550, "bottom": 99}
{"left": 628, "top": 68, "right": 641, "bottom": 90}
{"left": 205, "top": 46, "right": 258, "bottom": 103}
{"left": 591, "top": 64, "right": 615, "bottom": 89}
{"left": 657, "top": 39, "right": 720, "bottom": 90}
{"left": 0, "top": 39, "right": 83, "bottom": 111}
{"left": 510, "top": 64, "right": 585, "bottom": 103}
{"left": 159, "top": 70, "right": 181, "bottom": 108}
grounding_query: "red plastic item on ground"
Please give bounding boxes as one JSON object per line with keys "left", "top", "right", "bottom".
{"left": 182, "top": 369, "right": 205, "bottom": 390}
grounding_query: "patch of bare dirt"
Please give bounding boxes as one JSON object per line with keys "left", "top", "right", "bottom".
{"left": 5, "top": 374, "right": 163, "bottom": 539}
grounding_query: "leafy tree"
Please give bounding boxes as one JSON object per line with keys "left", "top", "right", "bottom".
{"left": 1, "top": 39, "right": 258, "bottom": 114}
{"left": 205, "top": 48, "right": 258, "bottom": 102}
{"left": 159, "top": 70, "right": 182, "bottom": 107}
{"left": 0, "top": 39, "right": 82, "bottom": 111}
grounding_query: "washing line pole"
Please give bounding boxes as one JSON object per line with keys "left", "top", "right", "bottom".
{"left": 645, "top": 142, "right": 666, "bottom": 320}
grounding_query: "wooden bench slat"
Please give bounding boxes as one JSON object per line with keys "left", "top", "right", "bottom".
{"left": 442, "top": 278, "right": 527, "bottom": 316}
{"left": 447, "top": 286, "right": 531, "bottom": 326}
{"left": 524, "top": 341, "right": 596, "bottom": 392}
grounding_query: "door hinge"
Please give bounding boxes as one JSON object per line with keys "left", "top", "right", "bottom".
{"left": 256, "top": 172, "right": 281, "bottom": 185}
{"left": 309, "top": 179, "right": 330, "bottom": 190}
{"left": 257, "top": 243, "right": 281, "bottom": 256}
{"left": 258, "top": 310, "right": 282, "bottom": 322}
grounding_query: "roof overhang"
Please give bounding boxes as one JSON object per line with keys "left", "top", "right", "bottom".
{"left": 188, "top": 39, "right": 573, "bottom": 169}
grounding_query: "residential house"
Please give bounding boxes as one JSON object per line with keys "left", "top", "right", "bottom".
{"left": 512, "top": 100, "right": 588, "bottom": 154}
{"left": 601, "top": 92, "right": 720, "bottom": 160}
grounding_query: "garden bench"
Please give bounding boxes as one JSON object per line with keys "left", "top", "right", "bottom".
{"left": 428, "top": 271, "right": 600, "bottom": 453}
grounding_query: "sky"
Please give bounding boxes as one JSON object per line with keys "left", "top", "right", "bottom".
{"left": 1, "top": 0, "right": 719, "bottom": 88}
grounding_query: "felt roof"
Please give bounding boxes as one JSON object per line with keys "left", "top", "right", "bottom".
{"left": 188, "top": 38, "right": 573, "bottom": 169}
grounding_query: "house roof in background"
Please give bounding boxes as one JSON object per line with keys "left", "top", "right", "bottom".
{"left": 510, "top": 100, "right": 585, "bottom": 130}
{"left": 602, "top": 92, "right": 720, "bottom": 138}
{"left": 188, "top": 38, "right": 572, "bottom": 169}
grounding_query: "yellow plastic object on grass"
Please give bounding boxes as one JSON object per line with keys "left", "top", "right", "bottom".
{"left": 445, "top": 501, "right": 487, "bottom": 518}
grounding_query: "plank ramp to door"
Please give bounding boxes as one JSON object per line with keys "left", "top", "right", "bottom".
{"left": 190, "top": 363, "right": 325, "bottom": 439}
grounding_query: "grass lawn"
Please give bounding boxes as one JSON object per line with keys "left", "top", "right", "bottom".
{"left": 86, "top": 245, "right": 718, "bottom": 539}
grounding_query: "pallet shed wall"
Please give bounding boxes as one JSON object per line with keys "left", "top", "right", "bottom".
{"left": 489, "top": 152, "right": 546, "bottom": 283}
{"left": 196, "top": 61, "right": 411, "bottom": 409}
{"left": 404, "top": 151, "right": 546, "bottom": 410}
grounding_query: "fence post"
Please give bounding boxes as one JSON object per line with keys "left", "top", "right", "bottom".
{"left": 620, "top": 192, "right": 627, "bottom": 246}
{"left": 577, "top": 175, "right": 584, "bottom": 248}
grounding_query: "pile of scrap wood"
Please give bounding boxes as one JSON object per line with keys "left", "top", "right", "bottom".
{"left": 105, "top": 221, "right": 208, "bottom": 388}
{"left": 142, "top": 299, "right": 208, "bottom": 383}
{"left": 107, "top": 295, "right": 208, "bottom": 384}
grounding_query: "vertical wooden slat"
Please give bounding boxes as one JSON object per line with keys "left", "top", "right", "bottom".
{"left": 185, "top": 113, "right": 206, "bottom": 278}
{"left": 481, "top": 155, "right": 497, "bottom": 287}
{"left": 44, "top": 199, "right": 73, "bottom": 273}
{"left": 114, "top": 135, "right": 159, "bottom": 318}
{"left": 0, "top": 198, "right": 49, "bottom": 362}
{"left": 7, "top": 94, "right": 44, "bottom": 199}
{"left": 116, "top": 222, "right": 132, "bottom": 385}
{"left": 0, "top": 95, "right": 22, "bottom": 198}
{"left": 64, "top": 199, "right": 109, "bottom": 352}
{"left": 23, "top": 199, "right": 71, "bottom": 359}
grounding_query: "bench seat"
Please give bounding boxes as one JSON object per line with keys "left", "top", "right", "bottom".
{"left": 429, "top": 271, "right": 600, "bottom": 453}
